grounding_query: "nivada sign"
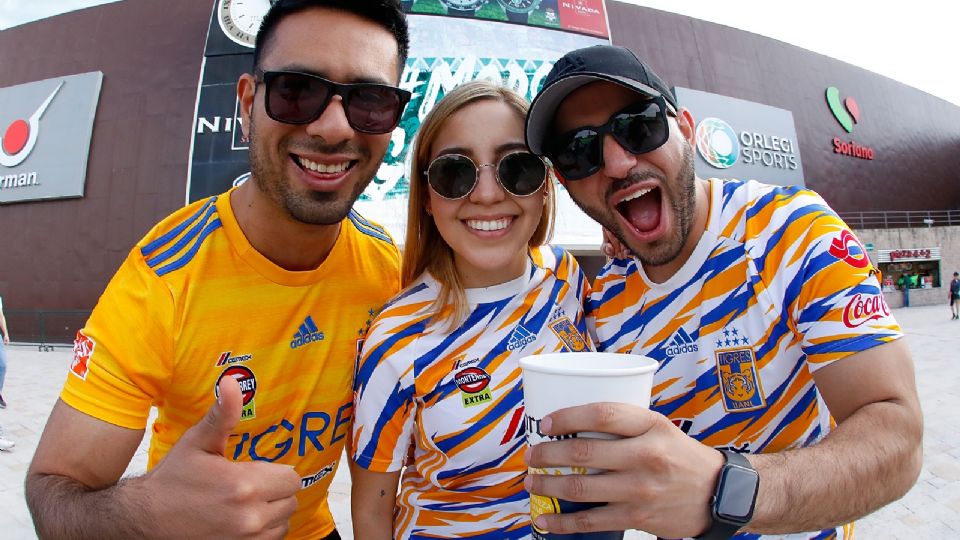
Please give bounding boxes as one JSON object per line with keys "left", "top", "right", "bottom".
{"left": 0, "top": 72, "right": 103, "bottom": 204}
{"left": 674, "top": 87, "right": 805, "bottom": 188}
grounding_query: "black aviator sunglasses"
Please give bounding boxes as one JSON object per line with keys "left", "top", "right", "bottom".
{"left": 545, "top": 95, "right": 674, "bottom": 181}
{"left": 256, "top": 70, "right": 412, "bottom": 134}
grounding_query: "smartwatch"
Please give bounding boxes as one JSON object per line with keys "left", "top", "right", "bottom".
{"left": 695, "top": 450, "right": 760, "bottom": 540}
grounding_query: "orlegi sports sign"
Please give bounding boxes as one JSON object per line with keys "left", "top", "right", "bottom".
{"left": 0, "top": 72, "right": 103, "bottom": 204}
{"left": 675, "top": 87, "right": 805, "bottom": 188}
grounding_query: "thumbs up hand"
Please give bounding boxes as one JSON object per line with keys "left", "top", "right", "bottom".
{"left": 142, "top": 376, "right": 302, "bottom": 539}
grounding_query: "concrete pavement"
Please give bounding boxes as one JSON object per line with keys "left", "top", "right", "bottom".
{"left": 0, "top": 304, "right": 958, "bottom": 538}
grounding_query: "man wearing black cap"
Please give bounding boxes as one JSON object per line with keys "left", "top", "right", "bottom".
{"left": 523, "top": 45, "right": 922, "bottom": 540}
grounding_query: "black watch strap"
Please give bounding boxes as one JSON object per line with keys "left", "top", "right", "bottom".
{"left": 447, "top": 6, "right": 477, "bottom": 16}
{"left": 506, "top": 9, "right": 529, "bottom": 23}
{"left": 695, "top": 450, "right": 757, "bottom": 540}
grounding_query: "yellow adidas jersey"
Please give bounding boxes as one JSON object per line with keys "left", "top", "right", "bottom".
{"left": 62, "top": 189, "right": 401, "bottom": 539}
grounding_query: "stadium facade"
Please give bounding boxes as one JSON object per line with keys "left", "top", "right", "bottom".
{"left": 0, "top": 0, "right": 957, "bottom": 343}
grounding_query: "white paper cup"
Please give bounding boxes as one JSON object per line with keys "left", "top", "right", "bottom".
{"left": 520, "top": 352, "right": 659, "bottom": 540}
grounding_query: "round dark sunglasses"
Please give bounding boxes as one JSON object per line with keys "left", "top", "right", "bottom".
{"left": 545, "top": 96, "right": 673, "bottom": 181}
{"left": 425, "top": 152, "right": 547, "bottom": 200}
{"left": 257, "top": 70, "right": 412, "bottom": 134}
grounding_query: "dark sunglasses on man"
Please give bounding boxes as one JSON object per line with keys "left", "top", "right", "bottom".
{"left": 425, "top": 152, "right": 547, "bottom": 200}
{"left": 256, "top": 70, "right": 412, "bottom": 134}
{"left": 545, "top": 95, "right": 674, "bottom": 181}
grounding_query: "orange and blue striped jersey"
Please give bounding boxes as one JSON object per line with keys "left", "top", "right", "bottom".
{"left": 589, "top": 179, "right": 901, "bottom": 540}
{"left": 352, "top": 246, "right": 592, "bottom": 540}
{"left": 61, "top": 189, "right": 401, "bottom": 539}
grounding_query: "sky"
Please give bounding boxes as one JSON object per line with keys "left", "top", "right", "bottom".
{"left": 615, "top": 0, "right": 960, "bottom": 107}
{"left": 1, "top": 0, "right": 958, "bottom": 107}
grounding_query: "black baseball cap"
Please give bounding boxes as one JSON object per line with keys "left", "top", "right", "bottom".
{"left": 526, "top": 45, "right": 678, "bottom": 155}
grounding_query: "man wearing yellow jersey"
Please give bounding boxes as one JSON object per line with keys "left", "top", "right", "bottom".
{"left": 25, "top": 1, "right": 409, "bottom": 538}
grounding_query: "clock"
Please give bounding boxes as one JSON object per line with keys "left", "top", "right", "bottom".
{"left": 497, "top": 0, "right": 541, "bottom": 23}
{"left": 218, "top": 0, "right": 272, "bottom": 48}
{"left": 438, "top": 0, "right": 488, "bottom": 17}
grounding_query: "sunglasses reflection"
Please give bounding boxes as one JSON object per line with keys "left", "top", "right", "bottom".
{"left": 426, "top": 152, "right": 547, "bottom": 200}
{"left": 547, "top": 96, "right": 671, "bottom": 180}
{"left": 259, "top": 70, "right": 411, "bottom": 134}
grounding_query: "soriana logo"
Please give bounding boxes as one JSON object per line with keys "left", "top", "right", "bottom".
{"left": 0, "top": 72, "right": 102, "bottom": 204}
{"left": 825, "top": 86, "right": 875, "bottom": 161}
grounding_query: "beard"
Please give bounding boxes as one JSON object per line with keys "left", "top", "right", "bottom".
{"left": 573, "top": 140, "right": 698, "bottom": 267}
{"left": 246, "top": 119, "right": 376, "bottom": 226}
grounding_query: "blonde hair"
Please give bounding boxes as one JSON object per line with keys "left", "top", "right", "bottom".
{"left": 402, "top": 80, "right": 556, "bottom": 323}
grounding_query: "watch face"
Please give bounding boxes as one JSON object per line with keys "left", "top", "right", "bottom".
{"left": 499, "top": 0, "right": 540, "bottom": 10}
{"left": 716, "top": 465, "right": 759, "bottom": 523}
{"left": 439, "top": 0, "right": 488, "bottom": 9}
{"left": 218, "top": 0, "right": 272, "bottom": 48}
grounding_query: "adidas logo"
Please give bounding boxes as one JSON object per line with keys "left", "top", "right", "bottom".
{"left": 507, "top": 324, "right": 536, "bottom": 351}
{"left": 290, "top": 315, "right": 325, "bottom": 349}
{"left": 665, "top": 328, "right": 699, "bottom": 357}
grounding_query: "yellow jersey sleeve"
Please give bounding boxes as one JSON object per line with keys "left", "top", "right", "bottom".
{"left": 62, "top": 238, "right": 175, "bottom": 429}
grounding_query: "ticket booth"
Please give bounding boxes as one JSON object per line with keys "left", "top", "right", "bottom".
{"left": 877, "top": 247, "right": 942, "bottom": 307}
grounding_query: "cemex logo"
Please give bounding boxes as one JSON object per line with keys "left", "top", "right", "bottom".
{"left": 826, "top": 86, "right": 875, "bottom": 160}
{"left": 0, "top": 72, "right": 102, "bottom": 204}
{"left": 1, "top": 82, "right": 62, "bottom": 167}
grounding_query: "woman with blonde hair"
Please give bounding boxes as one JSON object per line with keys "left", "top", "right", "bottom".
{"left": 350, "top": 80, "right": 593, "bottom": 539}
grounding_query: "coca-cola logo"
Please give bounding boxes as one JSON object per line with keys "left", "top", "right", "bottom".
{"left": 842, "top": 293, "right": 890, "bottom": 328}
{"left": 455, "top": 367, "right": 490, "bottom": 393}
{"left": 829, "top": 230, "right": 870, "bottom": 269}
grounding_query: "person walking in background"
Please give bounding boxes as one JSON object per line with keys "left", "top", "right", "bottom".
{"left": 25, "top": 1, "right": 409, "bottom": 538}
{"left": 0, "top": 294, "right": 12, "bottom": 451}
{"left": 521, "top": 44, "right": 922, "bottom": 539}
{"left": 950, "top": 271, "right": 960, "bottom": 319}
{"left": 350, "top": 80, "right": 593, "bottom": 539}
{"left": 0, "top": 292, "right": 9, "bottom": 409}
